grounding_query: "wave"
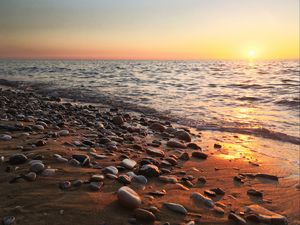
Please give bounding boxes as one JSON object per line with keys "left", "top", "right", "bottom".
{"left": 275, "top": 99, "right": 300, "bottom": 107}
{"left": 0, "top": 78, "right": 299, "bottom": 146}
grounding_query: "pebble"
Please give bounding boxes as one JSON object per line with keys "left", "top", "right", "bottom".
{"left": 73, "top": 179, "right": 83, "bottom": 187}
{"left": 138, "top": 164, "right": 161, "bottom": 177}
{"left": 191, "top": 151, "right": 208, "bottom": 159}
{"left": 89, "top": 182, "right": 103, "bottom": 191}
{"left": 9, "top": 154, "right": 27, "bottom": 165}
{"left": 30, "top": 162, "right": 45, "bottom": 173}
{"left": 187, "top": 143, "right": 201, "bottom": 150}
{"left": 23, "top": 172, "right": 37, "bottom": 181}
{"left": 244, "top": 204, "right": 288, "bottom": 225}
{"left": 41, "top": 168, "right": 56, "bottom": 176}
{"left": 121, "top": 159, "right": 137, "bottom": 169}
{"left": 0, "top": 134, "right": 12, "bottom": 141}
{"left": 2, "top": 216, "right": 15, "bottom": 225}
{"left": 179, "top": 152, "right": 190, "bottom": 160}
{"left": 72, "top": 154, "right": 90, "bottom": 167}
{"left": 166, "top": 140, "right": 186, "bottom": 149}
{"left": 90, "top": 174, "right": 105, "bottom": 182}
{"left": 35, "top": 140, "right": 47, "bottom": 146}
{"left": 117, "top": 186, "right": 142, "bottom": 209}
{"left": 59, "top": 181, "right": 72, "bottom": 190}
{"left": 112, "top": 116, "right": 124, "bottom": 125}
{"left": 58, "top": 130, "right": 69, "bottom": 136}
{"left": 210, "top": 188, "right": 225, "bottom": 195}
{"left": 134, "top": 208, "right": 156, "bottom": 221}
{"left": 255, "top": 173, "right": 278, "bottom": 181}
{"left": 132, "top": 175, "right": 148, "bottom": 185}
{"left": 247, "top": 189, "right": 263, "bottom": 197}
{"left": 228, "top": 212, "right": 246, "bottom": 224}
{"left": 117, "top": 175, "right": 131, "bottom": 185}
{"left": 163, "top": 202, "right": 188, "bottom": 215}
{"left": 214, "top": 143, "right": 222, "bottom": 149}
{"left": 69, "top": 158, "right": 81, "bottom": 166}
{"left": 103, "top": 166, "right": 118, "bottom": 175}
{"left": 159, "top": 175, "right": 178, "bottom": 183}
{"left": 146, "top": 148, "right": 165, "bottom": 157}
{"left": 149, "top": 123, "right": 165, "bottom": 132}
{"left": 213, "top": 206, "right": 225, "bottom": 215}
{"left": 175, "top": 130, "right": 191, "bottom": 142}
{"left": 191, "top": 192, "right": 215, "bottom": 208}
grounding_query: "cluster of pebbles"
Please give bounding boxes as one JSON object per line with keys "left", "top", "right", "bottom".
{"left": 0, "top": 89, "right": 289, "bottom": 225}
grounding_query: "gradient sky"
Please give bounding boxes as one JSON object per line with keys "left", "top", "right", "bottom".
{"left": 0, "top": 0, "right": 299, "bottom": 60}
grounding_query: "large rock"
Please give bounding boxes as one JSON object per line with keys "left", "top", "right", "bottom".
{"left": 121, "top": 159, "right": 137, "bottom": 169}
{"left": 175, "top": 130, "right": 191, "bottom": 142}
{"left": 244, "top": 204, "right": 288, "bottom": 225}
{"left": 166, "top": 140, "right": 186, "bottom": 149}
{"left": 138, "top": 164, "right": 160, "bottom": 177}
{"left": 117, "top": 186, "right": 141, "bottom": 209}
{"left": 146, "top": 148, "right": 165, "bottom": 157}
{"left": 9, "top": 153, "right": 27, "bottom": 165}
{"left": 163, "top": 202, "right": 188, "bottom": 215}
{"left": 149, "top": 123, "right": 165, "bottom": 132}
{"left": 192, "top": 151, "right": 208, "bottom": 159}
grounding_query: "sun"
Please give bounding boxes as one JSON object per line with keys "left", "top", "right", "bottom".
{"left": 247, "top": 49, "right": 256, "bottom": 59}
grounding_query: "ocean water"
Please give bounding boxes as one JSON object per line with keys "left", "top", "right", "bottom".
{"left": 0, "top": 60, "right": 299, "bottom": 145}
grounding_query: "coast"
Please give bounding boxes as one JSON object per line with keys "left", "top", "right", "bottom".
{"left": 0, "top": 87, "right": 299, "bottom": 225}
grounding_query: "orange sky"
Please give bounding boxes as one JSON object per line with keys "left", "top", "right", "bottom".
{"left": 0, "top": 0, "right": 299, "bottom": 60}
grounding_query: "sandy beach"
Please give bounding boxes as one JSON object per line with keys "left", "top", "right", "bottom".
{"left": 0, "top": 87, "right": 299, "bottom": 225}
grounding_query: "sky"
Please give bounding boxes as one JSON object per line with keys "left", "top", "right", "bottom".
{"left": 0, "top": 0, "right": 299, "bottom": 60}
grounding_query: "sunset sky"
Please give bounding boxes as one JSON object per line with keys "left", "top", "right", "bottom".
{"left": 0, "top": 0, "right": 299, "bottom": 60}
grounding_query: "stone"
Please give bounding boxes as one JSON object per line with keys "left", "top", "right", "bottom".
{"left": 166, "top": 140, "right": 186, "bottom": 149}
{"left": 175, "top": 130, "right": 191, "bottom": 142}
{"left": 214, "top": 143, "right": 222, "bottom": 149}
{"left": 165, "top": 157, "right": 177, "bottom": 165}
{"left": 191, "top": 192, "right": 215, "bottom": 208}
{"left": 138, "top": 164, "right": 160, "bottom": 177}
{"left": 72, "top": 154, "right": 90, "bottom": 167}
{"left": 192, "top": 151, "right": 208, "bottom": 159}
{"left": 33, "top": 125, "right": 44, "bottom": 130}
{"left": 89, "top": 182, "right": 103, "bottom": 191}
{"left": 0, "top": 134, "right": 12, "bottom": 141}
{"left": 22, "top": 172, "right": 37, "bottom": 181}
{"left": 247, "top": 189, "right": 263, "bottom": 197}
{"left": 69, "top": 158, "right": 80, "bottom": 166}
{"left": 103, "top": 166, "right": 118, "bottom": 175}
{"left": 187, "top": 143, "right": 201, "bottom": 150}
{"left": 9, "top": 154, "right": 27, "bottom": 165}
{"left": 41, "top": 169, "right": 56, "bottom": 176}
{"left": 134, "top": 208, "right": 156, "bottom": 221}
{"left": 59, "top": 181, "right": 72, "bottom": 190}
{"left": 112, "top": 116, "right": 124, "bottom": 125}
{"left": 228, "top": 212, "right": 246, "bottom": 224}
{"left": 73, "top": 179, "right": 83, "bottom": 187}
{"left": 58, "top": 130, "right": 69, "bottom": 136}
{"left": 117, "top": 186, "right": 142, "bottom": 209}
{"left": 211, "top": 188, "right": 225, "bottom": 195}
{"left": 56, "top": 156, "right": 68, "bottom": 163}
{"left": 244, "top": 204, "right": 288, "bottom": 225}
{"left": 117, "top": 175, "right": 131, "bottom": 185}
{"left": 30, "top": 162, "right": 45, "bottom": 173}
{"left": 35, "top": 140, "right": 47, "bottom": 146}
{"left": 164, "top": 202, "right": 188, "bottom": 215}
{"left": 90, "top": 174, "right": 104, "bottom": 182}
{"left": 149, "top": 123, "right": 165, "bottom": 132}
{"left": 204, "top": 190, "right": 216, "bottom": 197}
{"left": 179, "top": 152, "right": 190, "bottom": 160}
{"left": 121, "top": 159, "right": 137, "bottom": 169}
{"left": 132, "top": 175, "right": 148, "bottom": 185}
{"left": 146, "top": 148, "right": 165, "bottom": 157}
{"left": 2, "top": 216, "right": 15, "bottom": 225}
{"left": 159, "top": 175, "right": 178, "bottom": 183}
{"left": 213, "top": 206, "right": 225, "bottom": 215}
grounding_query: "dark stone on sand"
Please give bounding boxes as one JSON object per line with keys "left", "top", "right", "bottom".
{"left": 247, "top": 189, "right": 263, "bottom": 197}
{"left": 192, "top": 151, "right": 208, "bottom": 159}
{"left": 59, "top": 181, "right": 72, "bottom": 190}
{"left": 166, "top": 140, "right": 186, "bottom": 149}
{"left": 179, "top": 152, "right": 190, "bottom": 160}
{"left": 36, "top": 140, "right": 47, "bottom": 146}
{"left": 134, "top": 208, "right": 156, "bottom": 221}
{"left": 117, "top": 186, "right": 141, "bottom": 209}
{"left": 149, "top": 123, "right": 165, "bottom": 132}
{"left": 214, "top": 143, "right": 222, "bottom": 149}
{"left": 228, "top": 212, "right": 247, "bottom": 224}
{"left": 255, "top": 173, "right": 278, "bottom": 181}
{"left": 146, "top": 148, "right": 165, "bottom": 157}
{"left": 72, "top": 154, "right": 90, "bottom": 167}
{"left": 175, "top": 130, "right": 191, "bottom": 142}
{"left": 204, "top": 190, "right": 216, "bottom": 197}
{"left": 112, "top": 116, "right": 124, "bottom": 125}
{"left": 2, "top": 216, "right": 15, "bottom": 225}
{"left": 138, "top": 164, "right": 160, "bottom": 177}
{"left": 118, "top": 175, "right": 131, "bottom": 185}
{"left": 187, "top": 143, "right": 201, "bottom": 150}
{"left": 89, "top": 182, "right": 103, "bottom": 191}
{"left": 210, "top": 188, "right": 225, "bottom": 195}
{"left": 9, "top": 154, "right": 27, "bottom": 165}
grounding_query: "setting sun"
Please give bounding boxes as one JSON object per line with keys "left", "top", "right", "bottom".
{"left": 247, "top": 49, "right": 256, "bottom": 59}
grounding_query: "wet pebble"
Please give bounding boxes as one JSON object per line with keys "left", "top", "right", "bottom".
{"left": 103, "top": 166, "right": 118, "bottom": 175}
{"left": 59, "top": 181, "right": 72, "bottom": 190}
{"left": 0, "top": 134, "right": 12, "bottom": 141}
{"left": 138, "top": 164, "right": 160, "bottom": 177}
{"left": 166, "top": 140, "right": 186, "bottom": 149}
{"left": 117, "top": 186, "right": 142, "bottom": 209}
{"left": 121, "top": 159, "right": 137, "bottom": 170}
{"left": 30, "top": 162, "right": 45, "bottom": 173}
{"left": 191, "top": 151, "right": 208, "bottom": 159}
{"left": 2, "top": 216, "right": 15, "bottom": 225}
{"left": 175, "top": 130, "right": 191, "bottom": 142}
{"left": 163, "top": 202, "right": 188, "bottom": 215}
{"left": 89, "top": 182, "right": 103, "bottom": 191}
{"left": 228, "top": 212, "right": 246, "bottom": 225}
{"left": 146, "top": 148, "right": 165, "bottom": 157}
{"left": 134, "top": 208, "right": 156, "bottom": 221}
{"left": 9, "top": 154, "right": 27, "bottom": 165}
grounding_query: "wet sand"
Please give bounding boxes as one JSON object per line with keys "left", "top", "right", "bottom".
{"left": 0, "top": 88, "right": 299, "bottom": 225}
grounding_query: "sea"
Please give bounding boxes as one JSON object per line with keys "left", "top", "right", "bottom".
{"left": 0, "top": 59, "right": 299, "bottom": 166}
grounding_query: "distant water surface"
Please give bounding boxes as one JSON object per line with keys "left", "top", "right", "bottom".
{"left": 0, "top": 60, "right": 299, "bottom": 143}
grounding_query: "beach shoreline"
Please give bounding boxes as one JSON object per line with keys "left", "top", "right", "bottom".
{"left": 0, "top": 87, "right": 299, "bottom": 225}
